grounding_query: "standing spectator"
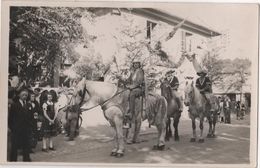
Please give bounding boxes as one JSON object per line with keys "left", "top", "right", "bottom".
{"left": 39, "top": 90, "right": 49, "bottom": 107}
{"left": 28, "top": 91, "right": 41, "bottom": 151}
{"left": 224, "top": 97, "right": 231, "bottom": 124}
{"left": 236, "top": 101, "right": 241, "bottom": 120}
{"left": 41, "top": 93, "right": 58, "bottom": 152}
{"left": 49, "top": 89, "right": 58, "bottom": 103}
{"left": 7, "top": 89, "right": 16, "bottom": 161}
{"left": 240, "top": 104, "right": 246, "bottom": 120}
{"left": 33, "top": 88, "right": 41, "bottom": 103}
{"left": 219, "top": 98, "right": 224, "bottom": 123}
{"left": 8, "top": 89, "right": 32, "bottom": 162}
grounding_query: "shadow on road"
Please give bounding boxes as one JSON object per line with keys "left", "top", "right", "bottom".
{"left": 30, "top": 113, "right": 250, "bottom": 164}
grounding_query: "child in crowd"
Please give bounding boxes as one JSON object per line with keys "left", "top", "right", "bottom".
{"left": 42, "top": 92, "right": 58, "bottom": 152}
{"left": 28, "top": 92, "right": 41, "bottom": 151}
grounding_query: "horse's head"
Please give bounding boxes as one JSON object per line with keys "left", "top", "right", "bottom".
{"left": 184, "top": 77, "right": 195, "bottom": 106}
{"left": 160, "top": 79, "right": 171, "bottom": 100}
{"left": 71, "top": 77, "right": 90, "bottom": 107}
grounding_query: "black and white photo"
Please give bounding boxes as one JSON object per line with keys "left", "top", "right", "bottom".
{"left": 1, "top": 1, "right": 258, "bottom": 167}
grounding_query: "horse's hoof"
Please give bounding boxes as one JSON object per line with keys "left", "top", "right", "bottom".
{"left": 165, "top": 137, "right": 170, "bottom": 141}
{"left": 133, "top": 139, "right": 141, "bottom": 144}
{"left": 207, "top": 134, "right": 212, "bottom": 138}
{"left": 126, "top": 140, "right": 133, "bottom": 145}
{"left": 115, "top": 153, "right": 124, "bottom": 158}
{"left": 174, "top": 136, "right": 180, "bottom": 141}
{"left": 158, "top": 145, "right": 165, "bottom": 151}
{"left": 110, "top": 152, "right": 117, "bottom": 156}
{"left": 190, "top": 138, "right": 196, "bottom": 142}
{"left": 211, "top": 134, "right": 216, "bottom": 138}
{"left": 66, "top": 137, "right": 74, "bottom": 141}
{"left": 152, "top": 145, "right": 159, "bottom": 150}
{"left": 198, "top": 139, "right": 205, "bottom": 143}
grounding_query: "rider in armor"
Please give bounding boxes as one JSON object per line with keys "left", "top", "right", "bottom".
{"left": 125, "top": 61, "right": 145, "bottom": 120}
{"left": 162, "top": 70, "right": 183, "bottom": 112}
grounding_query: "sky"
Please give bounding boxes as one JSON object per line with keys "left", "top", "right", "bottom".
{"left": 160, "top": 3, "right": 258, "bottom": 60}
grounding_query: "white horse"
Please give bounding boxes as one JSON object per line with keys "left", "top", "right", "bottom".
{"left": 73, "top": 77, "right": 168, "bottom": 157}
{"left": 184, "top": 78, "right": 219, "bottom": 143}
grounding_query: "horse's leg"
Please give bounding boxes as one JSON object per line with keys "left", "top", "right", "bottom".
{"left": 198, "top": 116, "right": 205, "bottom": 143}
{"left": 212, "top": 111, "right": 218, "bottom": 138}
{"left": 190, "top": 116, "right": 196, "bottom": 142}
{"left": 169, "top": 118, "right": 173, "bottom": 138}
{"left": 154, "top": 122, "right": 166, "bottom": 150}
{"left": 126, "top": 118, "right": 135, "bottom": 144}
{"left": 68, "top": 118, "right": 77, "bottom": 141}
{"left": 105, "top": 106, "right": 124, "bottom": 157}
{"left": 165, "top": 117, "right": 170, "bottom": 141}
{"left": 114, "top": 115, "right": 124, "bottom": 157}
{"left": 173, "top": 114, "right": 181, "bottom": 141}
{"left": 207, "top": 115, "right": 213, "bottom": 138}
{"left": 65, "top": 119, "right": 71, "bottom": 137}
{"left": 110, "top": 124, "right": 118, "bottom": 156}
{"left": 61, "top": 111, "right": 67, "bottom": 134}
{"left": 133, "top": 109, "right": 142, "bottom": 143}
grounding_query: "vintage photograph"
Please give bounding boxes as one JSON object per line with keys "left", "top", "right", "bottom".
{"left": 2, "top": 1, "right": 258, "bottom": 166}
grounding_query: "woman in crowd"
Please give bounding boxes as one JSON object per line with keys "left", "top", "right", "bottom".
{"left": 41, "top": 92, "right": 58, "bottom": 152}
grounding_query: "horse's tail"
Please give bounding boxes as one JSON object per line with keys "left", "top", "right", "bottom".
{"left": 210, "top": 95, "right": 220, "bottom": 112}
{"left": 159, "top": 96, "right": 168, "bottom": 125}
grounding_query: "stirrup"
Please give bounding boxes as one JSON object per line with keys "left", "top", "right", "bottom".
{"left": 123, "top": 122, "right": 130, "bottom": 129}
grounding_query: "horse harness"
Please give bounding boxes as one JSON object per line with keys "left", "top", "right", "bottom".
{"left": 83, "top": 85, "right": 141, "bottom": 112}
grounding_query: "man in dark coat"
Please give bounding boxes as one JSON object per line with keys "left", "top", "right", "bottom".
{"left": 8, "top": 88, "right": 32, "bottom": 162}
{"left": 162, "top": 70, "right": 183, "bottom": 112}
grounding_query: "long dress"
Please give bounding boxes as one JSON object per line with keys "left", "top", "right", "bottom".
{"left": 42, "top": 101, "right": 57, "bottom": 138}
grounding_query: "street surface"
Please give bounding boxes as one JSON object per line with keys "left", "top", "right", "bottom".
{"left": 28, "top": 107, "right": 250, "bottom": 164}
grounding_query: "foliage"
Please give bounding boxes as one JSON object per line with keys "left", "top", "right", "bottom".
{"left": 201, "top": 51, "right": 251, "bottom": 92}
{"left": 9, "top": 7, "right": 94, "bottom": 86}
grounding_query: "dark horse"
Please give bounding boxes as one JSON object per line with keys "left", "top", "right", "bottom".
{"left": 160, "top": 81, "right": 182, "bottom": 141}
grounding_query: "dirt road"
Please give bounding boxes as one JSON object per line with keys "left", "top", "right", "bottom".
{"left": 29, "top": 108, "right": 250, "bottom": 164}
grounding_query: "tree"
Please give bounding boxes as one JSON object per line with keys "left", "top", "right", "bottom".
{"left": 201, "top": 51, "right": 251, "bottom": 93}
{"left": 9, "top": 7, "right": 94, "bottom": 86}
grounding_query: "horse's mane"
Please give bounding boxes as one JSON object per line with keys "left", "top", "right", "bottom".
{"left": 185, "top": 80, "right": 205, "bottom": 107}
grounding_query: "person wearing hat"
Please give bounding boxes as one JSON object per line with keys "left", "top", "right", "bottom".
{"left": 195, "top": 70, "right": 212, "bottom": 93}
{"left": 162, "top": 69, "right": 183, "bottom": 112}
{"left": 9, "top": 88, "right": 32, "bottom": 162}
{"left": 124, "top": 61, "right": 145, "bottom": 121}
{"left": 195, "top": 70, "right": 214, "bottom": 111}
{"left": 186, "top": 53, "right": 214, "bottom": 111}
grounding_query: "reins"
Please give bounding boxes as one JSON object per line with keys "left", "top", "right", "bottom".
{"left": 81, "top": 85, "right": 140, "bottom": 111}
{"left": 56, "top": 88, "right": 75, "bottom": 112}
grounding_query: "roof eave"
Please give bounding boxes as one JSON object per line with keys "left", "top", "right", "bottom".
{"left": 123, "top": 8, "right": 221, "bottom": 38}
